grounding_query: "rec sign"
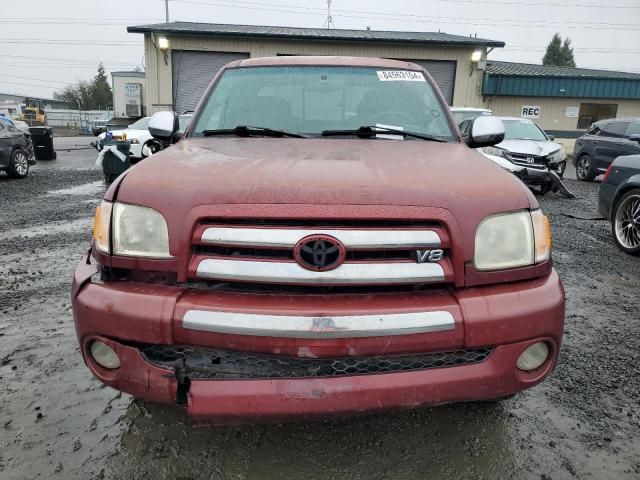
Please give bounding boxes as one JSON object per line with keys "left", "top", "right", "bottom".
{"left": 521, "top": 106, "right": 541, "bottom": 118}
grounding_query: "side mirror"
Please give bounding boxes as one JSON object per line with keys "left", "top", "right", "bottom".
{"left": 630, "top": 134, "right": 640, "bottom": 143}
{"left": 547, "top": 134, "right": 555, "bottom": 141}
{"left": 466, "top": 116, "right": 505, "bottom": 148}
{"left": 149, "top": 111, "right": 179, "bottom": 142}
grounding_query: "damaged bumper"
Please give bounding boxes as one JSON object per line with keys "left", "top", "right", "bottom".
{"left": 72, "top": 254, "right": 565, "bottom": 424}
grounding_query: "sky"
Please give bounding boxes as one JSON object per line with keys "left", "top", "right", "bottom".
{"left": 1, "top": 0, "right": 639, "bottom": 99}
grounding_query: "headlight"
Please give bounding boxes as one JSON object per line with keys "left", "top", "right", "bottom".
{"left": 92, "top": 201, "right": 172, "bottom": 258}
{"left": 482, "top": 146, "right": 507, "bottom": 158}
{"left": 474, "top": 209, "right": 551, "bottom": 271}
{"left": 112, "top": 203, "right": 173, "bottom": 258}
{"left": 546, "top": 148, "right": 566, "bottom": 163}
{"left": 93, "top": 201, "right": 112, "bottom": 254}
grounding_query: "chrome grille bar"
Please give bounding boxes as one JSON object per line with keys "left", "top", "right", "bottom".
{"left": 182, "top": 310, "right": 455, "bottom": 338}
{"left": 200, "top": 227, "right": 441, "bottom": 249}
{"left": 196, "top": 258, "right": 445, "bottom": 284}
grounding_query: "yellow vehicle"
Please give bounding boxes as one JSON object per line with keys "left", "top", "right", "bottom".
{"left": 18, "top": 101, "right": 46, "bottom": 126}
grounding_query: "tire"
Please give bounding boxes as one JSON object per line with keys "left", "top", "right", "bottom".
{"left": 576, "top": 155, "right": 596, "bottom": 181}
{"left": 537, "top": 181, "right": 554, "bottom": 196}
{"left": 9, "top": 149, "right": 29, "bottom": 179}
{"left": 611, "top": 189, "right": 640, "bottom": 256}
{"left": 557, "top": 161, "right": 566, "bottom": 179}
{"left": 141, "top": 141, "right": 159, "bottom": 159}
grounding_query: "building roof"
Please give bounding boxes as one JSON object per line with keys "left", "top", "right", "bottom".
{"left": 0, "top": 92, "right": 68, "bottom": 104}
{"left": 486, "top": 61, "right": 640, "bottom": 80}
{"left": 127, "top": 22, "right": 505, "bottom": 48}
{"left": 111, "top": 71, "right": 145, "bottom": 78}
{"left": 483, "top": 61, "right": 640, "bottom": 100}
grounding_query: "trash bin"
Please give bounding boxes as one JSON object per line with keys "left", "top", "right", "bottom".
{"left": 28, "top": 126, "right": 56, "bottom": 160}
{"left": 99, "top": 140, "right": 131, "bottom": 183}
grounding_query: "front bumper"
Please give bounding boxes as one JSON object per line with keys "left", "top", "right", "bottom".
{"left": 128, "top": 142, "right": 143, "bottom": 159}
{"left": 72, "top": 254, "right": 565, "bottom": 424}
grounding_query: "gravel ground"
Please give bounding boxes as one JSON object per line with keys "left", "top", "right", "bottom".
{"left": 1, "top": 163, "right": 639, "bottom": 479}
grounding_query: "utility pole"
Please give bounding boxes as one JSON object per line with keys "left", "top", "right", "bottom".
{"left": 165, "top": 0, "right": 170, "bottom": 23}
{"left": 323, "top": 0, "right": 335, "bottom": 29}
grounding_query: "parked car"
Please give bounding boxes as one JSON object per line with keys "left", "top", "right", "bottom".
{"left": 95, "top": 115, "right": 193, "bottom": 160}
{"left": 90, "top": 119, "right": 108, "bottom": 136}
{"left": 450, "top": 106, "right": 492, "bottom": 124}
{"left": 462, "top": 117, "right": 572, "bottom": 197}
{"left": 72, "top": 56, "right": 564, "bottom": 424}
{"left": 574, "top": 118, "right": 640, "bottom": 181}
{"left": 0, "top": 115, "right": 31, "bottom": 134}
{"left": 0, "top": 117, "right": 36, "bottom": 178}
{"left": 599, "top": 154, "right": 640, "bottom": 255}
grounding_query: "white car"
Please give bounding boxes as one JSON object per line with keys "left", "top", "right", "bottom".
{"left": 98, "top": 115, "right": 193, "bottom": 160}
{"left": 98, "top": 117, "right": 153, "bottom": 160}
{"left": 450, "top": 107, "right": 492, "bottom": 125}
{"left": 459, "top": 116, "right": 573, "bottom": 197}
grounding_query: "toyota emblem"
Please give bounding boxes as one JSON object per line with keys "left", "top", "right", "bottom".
{"left": 293, "top": 235, "right": 346, "bottom": 271}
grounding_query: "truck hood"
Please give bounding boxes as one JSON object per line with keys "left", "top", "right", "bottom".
{"left": 113, "top": 138, "right": 536, "bottom": 257}
{"left": 497, "top": 139, "right": 562, "bottom": 157}
{"left": 117, "top": 137, "right": 533, "bottom": 208}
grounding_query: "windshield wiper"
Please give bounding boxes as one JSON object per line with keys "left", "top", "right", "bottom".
{"left": 202, "top": 125, "right": 307, "bottom": 138}
{"left": 321, "top": 125, "right": 446, "bottom": 142}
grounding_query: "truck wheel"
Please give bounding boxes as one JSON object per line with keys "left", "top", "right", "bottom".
{"left": 612, "top": 189, "right": 640, "bottom": 256}
{"left": 576, "top": 155, "right": 596, "bottom": 181}
{"left": 9, "top": 149, "right": 29, "bottom": 179}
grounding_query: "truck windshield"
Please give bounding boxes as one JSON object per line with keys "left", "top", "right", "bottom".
{"left": 191, "top": 66, "right": 456, "bottom": 141}
{"left": 502, "top": 119, "right": 548, "bottom": 141}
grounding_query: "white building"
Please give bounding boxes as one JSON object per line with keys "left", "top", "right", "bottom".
{"left": 111, "top": 71, "right": 146, "bottom": 119}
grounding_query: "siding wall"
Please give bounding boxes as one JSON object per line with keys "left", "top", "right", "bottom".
{"left": 484, "top": 95, "right": 640, "bottom": 134}
{"left": 142, "top": 33, "right": 486, "bottom": 114}
{"left": 112, "top": 75, "right": 146, "bottom": 118}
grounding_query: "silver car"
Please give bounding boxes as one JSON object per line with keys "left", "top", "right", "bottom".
{"left": 460, "top": 116, "right": 573, "bottom": 197}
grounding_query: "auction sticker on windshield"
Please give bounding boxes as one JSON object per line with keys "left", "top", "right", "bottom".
{"left": 377, "top": 71, "right": 425, "bottom": 82}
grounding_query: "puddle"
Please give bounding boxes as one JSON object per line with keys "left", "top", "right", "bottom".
{"left": 0, "top": 217, "right": 92, "bottom": 241}
{"left": 46, "top": 181, "right": 104, "bottom": 197}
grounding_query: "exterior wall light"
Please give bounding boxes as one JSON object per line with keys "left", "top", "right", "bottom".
{"left": 469, "top": 50, "right": 484, "bottom": 76}
{"left": 158, "top": 37, "right": 170, "bottom": 51}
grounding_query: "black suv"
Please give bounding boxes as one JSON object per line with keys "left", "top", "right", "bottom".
{"left": 574, "top": 118, "right": 640, "bottom": 181}
{"left": 0, "top": 117, "right": 36, "bottom": 179}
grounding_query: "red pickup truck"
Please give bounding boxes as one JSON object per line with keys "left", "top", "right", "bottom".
{"left": 72, "top": 56, "right": 564, "bottom": 425}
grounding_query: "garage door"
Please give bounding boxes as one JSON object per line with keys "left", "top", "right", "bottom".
{"left": 172, "top": 50, "right": 249, "bottom": 113}
{"left": 406, "top": 60, "right": 456, "bottom": 105}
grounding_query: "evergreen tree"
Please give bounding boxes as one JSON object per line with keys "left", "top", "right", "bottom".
{"left": 92, "top": 63, "right": 113, "bottom": 109}
{"left": 543, "top": 33, "right": 576, "bottom": 67}
{"left": 560, "top": 38, "right": 576, "bottom": 67}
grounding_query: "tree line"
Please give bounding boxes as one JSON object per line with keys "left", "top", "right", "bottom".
{"left": 54, "top": 63, "right": 114, "bottom": 110}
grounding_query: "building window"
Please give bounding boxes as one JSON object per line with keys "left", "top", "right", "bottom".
{"left": 577, "top": 103, "right": 618, "bottom": 129}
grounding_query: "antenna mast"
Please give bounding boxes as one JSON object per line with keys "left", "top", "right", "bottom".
{"left": 323, "top": 0, "right": 335, "bottom": 29}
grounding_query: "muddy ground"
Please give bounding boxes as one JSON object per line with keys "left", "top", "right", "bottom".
{"left": 1, "top": 148, "right": 639, "bottom": 479}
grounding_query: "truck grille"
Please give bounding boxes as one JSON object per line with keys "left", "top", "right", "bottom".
{"left": 140, "top": 344, "right": 493, "bottom": 379}
{"left": 188, "top": 220, "right": 453, "bottom": 286}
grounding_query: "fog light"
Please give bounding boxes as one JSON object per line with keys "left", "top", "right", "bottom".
{"left": 90, "top": 341, "right": 121, "bottom": 369}
{"left": 516, "top": 342, "right": 549, "bottom": 371}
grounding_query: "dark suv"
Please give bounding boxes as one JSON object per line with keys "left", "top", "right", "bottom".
{"left": 0, "top": 117, "right": 36, "bottom": 179}
{"left": 574, "top": 118, "right": 640, "bottom": 181}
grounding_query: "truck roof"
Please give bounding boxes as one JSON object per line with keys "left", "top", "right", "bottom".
{"left": 235, "top": 56, "right": 421, "bottom": 70}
